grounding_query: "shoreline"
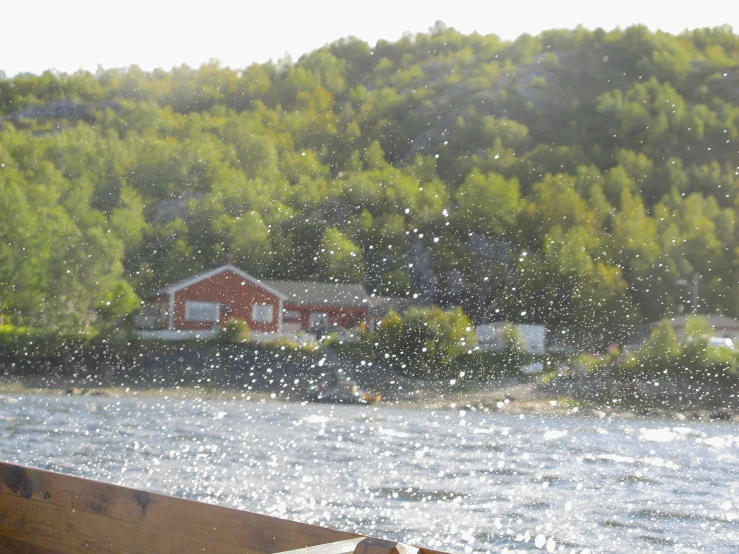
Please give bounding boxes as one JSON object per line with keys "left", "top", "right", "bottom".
{"left": 2, "top": 379, "right": 737, "bottom": 422}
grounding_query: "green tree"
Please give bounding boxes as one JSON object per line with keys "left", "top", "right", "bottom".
{"left": 453, "top": 170, "right": 521, "bottom": 237}
{"left": 230, "top": 211, "right": 274, "bottom": 275}
{"left": 318, "top": 227, "right": 365, "bottom": 283}
{"left": 372, "top": 306, "right": 477, "bottom": 376}
{"left": 95, "top": 280, "right": 141, "bottom": 327}
{"left": 640, "top": 318, "right": 681, "bottom": 366}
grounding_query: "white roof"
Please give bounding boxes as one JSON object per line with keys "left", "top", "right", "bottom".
{"left": 262, "top": 280, "right": 369, "bottom": 308}
{"left": 159, "top": 264, "right": 287, "bottom": 300}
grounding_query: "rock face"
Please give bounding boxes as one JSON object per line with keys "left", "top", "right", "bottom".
{"left": 0, "top": 100, "right": 120, "bottom": 129}
{"left": 406, "top": 238, "right": 437, "bottom": 300}
{"left": 396, "top": 51, "right": 590, "bottom": 163}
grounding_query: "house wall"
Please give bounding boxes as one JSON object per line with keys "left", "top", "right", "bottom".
{"left": 718, "top": 330, "right": 739, "bottom": 342}
{"left": 135, "top": 294, "right": 171, "bottom": 329}
{"left": 673, "top": 325, "right": 739, "bottom": 342}
{"left": 284, "top": 303, "right": 367, "bottom": 331}
{"left": 172, "top": 270, "right": 281, "bottom": 333}
{"left": 142, "top": 294, "right": 169, "bottom": 315}
{"left": 476, "top": 323, "right": 546, "bottom": 354}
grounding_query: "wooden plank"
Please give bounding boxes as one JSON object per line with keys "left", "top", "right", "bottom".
{"left": 0, "top": 462, "right": 359, "bottom": 554}
{"left": 0, "top": 492, "right": 258, "bottom": 554}
{"left": 0, "top": 462, "right": 449, "bottom": 554}
{"left": 0, "top": 533, "right": 66, "bottom": 554}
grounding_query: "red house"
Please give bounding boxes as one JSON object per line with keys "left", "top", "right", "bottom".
{"left": 262, "top": 280, "right": 369, "bottom": 334}
{"left": 135, "top": 265, "right": 369, "bottom": 340}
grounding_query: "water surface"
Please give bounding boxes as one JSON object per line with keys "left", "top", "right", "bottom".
{"left": 2, "top": 394, "right": 738, "bottom": 553}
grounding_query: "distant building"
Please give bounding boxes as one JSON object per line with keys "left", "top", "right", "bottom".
{"left": 134, "top": 264, "right": 369, "bottom": 340}
{"left": 627, "top": 315, "right": 739, "bottom": 346}
{"left": 656, "top": 315, "right": 739, "bottom": 342}
{"left": 476, "top": 323, "right": 546, "bottom": 354}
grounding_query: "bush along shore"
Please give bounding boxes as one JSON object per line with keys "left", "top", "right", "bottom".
{"left": 1, "top": 316, "right": 737, "bottom": 421}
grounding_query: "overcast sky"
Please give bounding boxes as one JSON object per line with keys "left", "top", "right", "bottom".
{"left": 3, "top": 0, "right": 737, "bottom": 76}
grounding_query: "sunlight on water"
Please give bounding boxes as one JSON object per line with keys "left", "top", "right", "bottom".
{"left": 2, "top": 394, "right": 739, "bottom": 553}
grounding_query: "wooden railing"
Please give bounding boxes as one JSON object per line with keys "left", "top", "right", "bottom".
{"left": 0, "top": 461, "right": 446, "bottom": 554}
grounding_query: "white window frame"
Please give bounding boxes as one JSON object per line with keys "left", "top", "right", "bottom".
{"left": 185, "top": 300, "right": 220, "bottom": 323}
{"left": 252, "top": 304, "right": 274, "bottom": 323}
{"left": 283, "top": 309, "right": 301, "bottom": 320}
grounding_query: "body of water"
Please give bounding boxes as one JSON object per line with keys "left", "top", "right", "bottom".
{"left": 1, "top": 394, "right": 738, "bottom": 553}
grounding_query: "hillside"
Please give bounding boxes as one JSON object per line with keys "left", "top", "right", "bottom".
{"left": 0, "top": 23, "right": 737, "bottom": 348}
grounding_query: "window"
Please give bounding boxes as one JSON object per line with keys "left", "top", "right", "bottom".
{"left": 184, "top": 301, "right": 219, "bottom": 322}
{"left": 310, "top": 312, "right": 328, "bottom": 327}
{"left": 143, "top": 302, "right": 167, "bottom": 317}
{"left": 252, "top": 304, "right": 274, "bottom": 323}
{"left": 283, "top": 309, "right": 301, "bottom": 320}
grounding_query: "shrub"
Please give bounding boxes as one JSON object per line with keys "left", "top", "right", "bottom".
{"left": 0, "top": 325, "right": 94, "bottom": 358}
{"left": 449, "top": 349, "right": 535, "bottom": 381}
{"left": 620, "top": 317, "right": 737, "bottom": 379}
{"left": 95, "top": 280, "right": 141, "bottom": 327}
{"left": 370, "top": 306, "right": 477, "bottom": 377}
{"left": 639, "top": 318, "right": 681, "bottom": 365}
{"left": 219, "top": 319, "right": 251, "bottom": 344}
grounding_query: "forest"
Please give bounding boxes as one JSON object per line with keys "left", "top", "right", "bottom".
{"left": 0, "top": 23, "right": 737, "bottom": 350}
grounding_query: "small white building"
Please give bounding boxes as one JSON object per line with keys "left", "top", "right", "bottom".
{"left": 476, "top": 323, "right": 546, "bottom": 354}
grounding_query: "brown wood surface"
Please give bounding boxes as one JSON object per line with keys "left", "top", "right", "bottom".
{"left": 0, "top": 462, "right": 448, "bottom": 554}
{"left": 0, "top": 533, "right": 66, "bottom": 554}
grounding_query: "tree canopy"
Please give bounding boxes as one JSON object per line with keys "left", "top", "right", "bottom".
{"left": 0, "top": 24, "right": 737, "bottom": 347}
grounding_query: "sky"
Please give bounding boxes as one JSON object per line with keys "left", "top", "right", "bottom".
{"left": 3, "top": 0, "right": 738, "bottom": 76}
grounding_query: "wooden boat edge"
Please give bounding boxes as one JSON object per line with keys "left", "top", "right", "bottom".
{"left": 0, "top": 460, "right": 449, "bottom": 554}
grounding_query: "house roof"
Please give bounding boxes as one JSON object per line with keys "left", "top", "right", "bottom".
{"left": 650, "top": 315, "right": 739, "bottom": 331}
{"left": 262, "top": 280, "right": 369, "bottom": 308}
{"left": 157, "top": 265, "right": 287, "bottom": 300}
{"left": 366, "top": 296, "right": 421, "bottom": 316}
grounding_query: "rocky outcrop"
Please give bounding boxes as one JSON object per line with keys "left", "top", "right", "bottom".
{"left": 0, "top": 100, "right": 120, "bottom": 129}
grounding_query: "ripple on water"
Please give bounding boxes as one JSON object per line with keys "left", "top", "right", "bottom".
{"left": 617, "top": 473, "right": 661, "bottom": 485}
{"left": 638, "top": 534, "right": 676, "bottom": 546}
{"left": 697, "top": 435, "right": 733, "bottom": 448}
{"left": 581, "top": 453, "right": 680, "bottom": 470}
{"left": 519, "top": 500, "right": 550, "bottom": 510}
{"left": 465, "top": 494, "right": 510, "bottom": 507}
{"left": 374, "top": 487, "right": 466, "bottom": 502}
{"left": 543, "top": 429, "right": 568, "bottom": 440}
{"left": 637, "top": 426, "right": 709, "bottom": 443}
{"left": 631, "top": 508, "right": 739, "bottom": 525}
{"left": 477, "top": 466, "right": 532, "bottom": 477}
{"left": 600, "top": 518, "right": 643, "bottom": 529}
{"left": 376, "top": 427, "right": 414, "bottom": 438}
{"left": 532, "top": 473, "right": 570, "bottom": 486}
{"left": 300, "top": 414, "right": 332, "bottom": 424}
